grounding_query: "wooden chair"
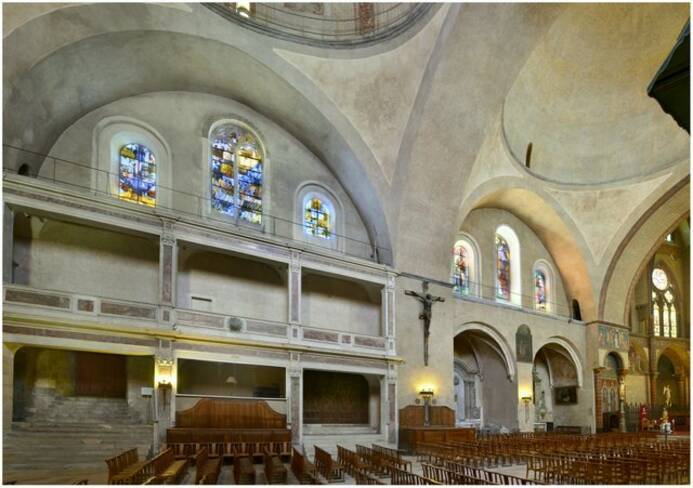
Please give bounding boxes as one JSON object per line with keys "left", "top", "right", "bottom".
{"left": 314, "top": 446, "right": 344, "bottom": 483}
{"left": 194, "top": 447, "right": 221, "bottom": 485}
{"left": 234, "top": 450, "right": 256, "bottom": 485}
{"left": 264, "top": 448, "right": 288, "bottom": 484}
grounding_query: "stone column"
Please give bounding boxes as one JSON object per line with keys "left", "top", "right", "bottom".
{"left": 154, "top": 339, "right": 175, "bottom": 453}
{"left": 649, "top": 372, "right": 658, "bottom": 406}
{"left": 287, "top": 354, "right": 302, "bottom": 446}
{"left": 159, "top": 222, "right": 177, "bottom": 326}
{"left": 675, "top": 374, "right": 686, "bottom": 407}
{"left": 288, "top": 251, "right": 301, "bottom": 326}
{"left": 384, "top": 362, "right": 398, "bottom": 444}
{"left": 516, "top": 362, "right": 534, "bottom": 432}
{"left": 3, "top": 344, "right": 21, "bottom": 432}
{"left": 593, "top": 367, "right": 605, "bottom": 431}
{"left": 617, "top": 369, "right": 627, "bottom": 432}
{"left": 3, "top": 204, "right": 14, "bottom": 284}
{"left": 382, "top": 273, "right": 396, "bottom": 355}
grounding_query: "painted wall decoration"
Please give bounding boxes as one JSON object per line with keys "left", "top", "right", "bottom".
{"left": 516, "top": 324, "right": 533, "bottom": 363}
{"left": 598, "top": 325, "right": 629, "bottom": 351}
{"left": 555, "top": 386, "right": 578, "bottom": 405}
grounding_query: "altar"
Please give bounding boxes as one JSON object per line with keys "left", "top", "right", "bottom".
{"left": 398, "top": 405, "right": 476, "bottom": 453}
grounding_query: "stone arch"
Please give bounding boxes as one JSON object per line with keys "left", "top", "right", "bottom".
{"left": 534, "top": 337, "right": 584, "bottom": 388}
{"left": 459, "top": 178, "right": 595, "bottom": 320}
{"left": 4, "top": 11, "right": 394, "bottom": 263}
{"left": 600, "top": 178, "right": 689, "bottom": 324}
{"left": 455, "top": 322, "right": 515, "bottom": 381}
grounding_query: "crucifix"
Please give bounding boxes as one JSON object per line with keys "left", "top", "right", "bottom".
{"left": 405, "top": 281, "right": 445, "bottom": 366}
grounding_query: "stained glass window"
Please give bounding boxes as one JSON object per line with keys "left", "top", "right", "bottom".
{"left": 119, "top": 143, "right": 156, "bottom": 206}
{"left": 210, "top": 124, "right": 263, "bottom": 224}
{"left": 651, "top": 267, "right": 678, "bottom": 338}
{"left": 304, "top": 197, "right": 331, "bottom": 239}
{"left": 452, "top": 244, "right": 469, "bottom": 295}
{"left": 534, "top": 270, "right": 547, "bottom": 312}
{"left": 496, "top": 235, "right": 511, "bottom": 301}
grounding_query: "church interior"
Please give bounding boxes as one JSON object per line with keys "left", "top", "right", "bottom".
{"left": 2, "top": 2, "right": 691, "bottom": 485}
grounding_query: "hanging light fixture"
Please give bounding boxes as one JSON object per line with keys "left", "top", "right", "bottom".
{"left": 235, "top": 1, "right": 251, "bottom": 18}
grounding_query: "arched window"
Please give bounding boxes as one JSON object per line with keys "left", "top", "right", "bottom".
{"left": 651, "top": 267, "right": 679, "bottom": 338}
{"left": 532, "top": 261, "right": 553, "bottom": 313}
{"left": 452, "top": 237, "right": 478, "bottom": 297}
{"left": 496, "top": 235, "right": 511, "bottom": 300}
{"left": 118, "top": 143, "right": 156, "bottom": 206}
{"left": 495, "top": 226, "right": 520, "bottom": 305}
{"left": 534, "top": 269, "right": 547, "bottom": 311}
{"left": 303, "top": 195, "right": 333, "bottom": 239}
{"left": 210, "top": 124, "right": 263, "bottom": 224}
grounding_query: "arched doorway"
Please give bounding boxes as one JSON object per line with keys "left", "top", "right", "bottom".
{"left": 532, "top": 343, "right": 580, "bottom": 431}
{"left": 453, "top": 327, "right": 516, "bottom": 431}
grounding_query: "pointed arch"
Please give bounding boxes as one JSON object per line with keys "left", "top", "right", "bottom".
{"left": 455, "top": 321, "right": 516, "bottom": 381}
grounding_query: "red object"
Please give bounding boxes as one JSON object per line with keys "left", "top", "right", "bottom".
{"left": 639, "top": 405, "right": 648, "bottom": 431}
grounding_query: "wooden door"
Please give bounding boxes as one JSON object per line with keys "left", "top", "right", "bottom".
{"left": 75, "top": 351, "right": 126, "bottom": 397}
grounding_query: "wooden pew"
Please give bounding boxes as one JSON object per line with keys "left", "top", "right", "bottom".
{"left": 353, "top": 468, "right": 386, "bottom": 485}
{"left": 194, "top": 447, "right": 221, "bottom": 485}
{"left": 264, "top": 448, "right": 288, "bottom": 484}
{"left": 314, "top": 446, "right": 344, "bottom": 483}
{"left": 106, "top": 448, "right": 148, "bottom": 484}
{"left": 152, "top": 448, "right": 187, "bottom": 484}
{"left": 291, "top": 447, "right": 322, "bottom": 485}
{"left": 390, "top": 466, "right": 441, "bottom": 485}
{"left": 234, "top": 450, "right": 256, "bottom": 485}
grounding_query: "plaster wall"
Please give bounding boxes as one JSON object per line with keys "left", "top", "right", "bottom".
{"left": 461, "top": 208, "right": 569, "bottom": 315}
{"left": 177, "top": 248, "right": 287, "bottom": 322}
{"left": 13, "top": 216, "right": 159, "bottom": 303}
{"left": 43, "top": 91, "right": 372, "bottom": 258}
{"left": 301, "top": 272, "right": 382, "bottom": 336}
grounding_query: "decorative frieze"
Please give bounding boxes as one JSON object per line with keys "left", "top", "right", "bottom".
{"left": 303, "top": 328, "right": 339, "bottom": 343}
{"left": 354, "top": 335, "right": 386, "bottom": 349}
{"left": 246, "top": 320, "right": 287, "bottom": 337}
{"left": 176, "top": 310, "right": 226, "bottom": 329}
{"left": 5, "top": 288, "right": 71, "bottom": 309}
{"left": 101, "top": 301, "right": 158, "bottom": 320}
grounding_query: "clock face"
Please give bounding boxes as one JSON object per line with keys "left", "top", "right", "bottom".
{"left": 652, "top": 268, "right": 668, "bottom": 291}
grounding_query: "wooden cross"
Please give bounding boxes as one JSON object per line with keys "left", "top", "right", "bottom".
{"left": 404, "top": 281, "right": 445, "bottom": 366}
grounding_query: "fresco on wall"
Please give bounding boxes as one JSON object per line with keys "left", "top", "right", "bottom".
{"left": 516, "top": 325, "right": 533, "bottom": 363}
{"left": 598, "top": 325, "right": 629, "bottom": 351}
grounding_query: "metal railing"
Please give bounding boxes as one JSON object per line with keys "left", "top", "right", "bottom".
{"left": 204, "top": 3, "right": 433, "bottom": 48}
{"left": 3, "top": 144, "right": 392, "bottom": 264}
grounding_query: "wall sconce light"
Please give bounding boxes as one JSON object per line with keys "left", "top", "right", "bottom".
{"left": 521, "top": 396, "right": 532, "bottom": 423}
{"left": 155, "top": 359, "right": 174, "bottom": 387}
{"left": 419, "top": 386, "right": 435, "bottom": 427}
{"left": 235, "top": 1, "right": 251, "bottom": 18}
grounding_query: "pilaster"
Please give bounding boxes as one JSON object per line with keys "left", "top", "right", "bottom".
{"left": 154, "top": 338, "right": 175, "bottom": 452}
{"left": 288, "top": 251, "right": 301, "bottom": 325}
{"left": 382, "top": 272, "right": 396, "bottom": 354}
{"left": 288, "top": 352, "right": 302, "bottom": 445}
{"left": 3, "top": 204, "right": 14, "bottom": 284}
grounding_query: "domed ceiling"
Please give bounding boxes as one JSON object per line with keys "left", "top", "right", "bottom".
{"left": 204, "top": 2, "right": 433, "bottom": 48}
{"left": 502, "top": 3, "right": 689, "bottom": 185}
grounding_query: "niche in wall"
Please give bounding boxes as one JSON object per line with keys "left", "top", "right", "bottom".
{"left": 302, "top": 370, "right": 370, "bottom": 424}
{"left": 177, "top": 359, "right": 285, "bottom": 399}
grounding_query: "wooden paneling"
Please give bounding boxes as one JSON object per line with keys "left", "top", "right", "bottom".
{"left": 398, "top": 405, "right": 455, "bottom": 428}
{"left": 166, "top": 428, "right": 291, "bottom": 443}
{"left": 175, "top": 398, "right": 287, "bottom": 428}
{"left": 303, "top": 370, "right": 369, "bottom": 424}
{"left": 75, "top": 351, "right": 126, "bottom": 398}
{"left": 398, "top": 427, "right": 476, "bottom": 453}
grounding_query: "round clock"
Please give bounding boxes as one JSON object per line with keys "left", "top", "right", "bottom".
{"left": 652, "top": 268, "right": 668, "bottom": 291}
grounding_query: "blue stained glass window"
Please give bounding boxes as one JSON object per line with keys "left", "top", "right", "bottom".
{"left": 535, "top": 270, "right": 547, "bottom": 311}
{"left": 452, "top": 244, "right": 469, "bottom": 295}
{"left": 119, "top": 143, "right": 156, "bottom": 207}
{"left": 304, "top": 197, "right": 332, "bottom": 239}
{"left": 496, "top": 235, "right": 511, "bottom": 300}
{"left": 210, "top": 125, "right": 263, "bottom": 224}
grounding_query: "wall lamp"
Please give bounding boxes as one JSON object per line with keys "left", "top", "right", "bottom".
{"left": 235, "top": 1, "right": 251, "bottom": 18}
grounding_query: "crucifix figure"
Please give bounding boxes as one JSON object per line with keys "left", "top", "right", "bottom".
{"left": 405, "top": 281, "right": 445, "bottom": 366}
